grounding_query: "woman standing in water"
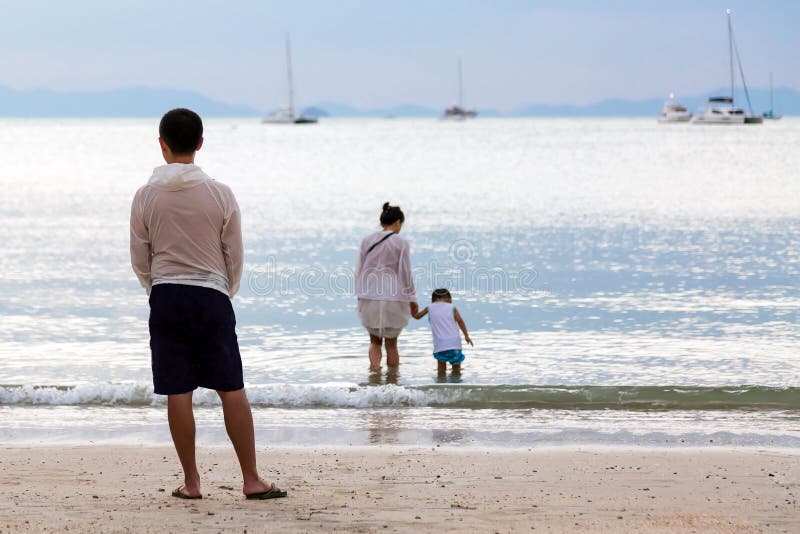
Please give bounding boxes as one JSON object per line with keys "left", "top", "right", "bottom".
{"left": 355, "top": 203, "right": 419, "bottom": 370}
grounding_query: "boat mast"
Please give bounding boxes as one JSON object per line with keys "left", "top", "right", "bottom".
{"left": 285, "top": 33, "right": 295, "bottom": 117}
{"left": 769, "top": 72, "right": 774, "bottom": 112}
{"left": 730, "top": 10, "right": 756, "bottom": 115}
{"left": 727, "top": 9, "right": 734, "bottom": 105}
{"left": 457, "top": 56, "right": 463, "bottom": 108}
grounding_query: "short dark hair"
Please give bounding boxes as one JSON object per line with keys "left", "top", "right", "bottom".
{"left": 380, "top": 202, "right": 405, "bottom": 226}
{"left": 431, "top": 288, "right": 452, "bottom": 301}
{"left": 159, "top": 108, "right": 203, "bottom": 155}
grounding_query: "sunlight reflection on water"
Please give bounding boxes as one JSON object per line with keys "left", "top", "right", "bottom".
{"left": 1, "top": 118, "right": 798, "bottom": 445}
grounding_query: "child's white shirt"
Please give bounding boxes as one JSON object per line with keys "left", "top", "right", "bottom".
{"left": 429, "top": 302, "right": 462, "bottom": 353}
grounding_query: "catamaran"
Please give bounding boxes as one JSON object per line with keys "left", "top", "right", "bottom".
{"left": 694, "top": 9, "right": 762, "bottom": 125}
{"left": 443, "top": 57, "right": 477, "bottom": 120}
{"left": 694, "top": 97, "right": 746, "bottom": 124}
{"left": 262, "top": 34, "right": 318, "bottom": 125}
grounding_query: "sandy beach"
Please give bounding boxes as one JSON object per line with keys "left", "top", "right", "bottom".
{"left": 0, "top": 445, "right": 796, "bottom": 533}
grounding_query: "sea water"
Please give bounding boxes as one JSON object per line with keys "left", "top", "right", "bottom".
{"left": 0, "top": 117, "right": 798, "bottom": 447}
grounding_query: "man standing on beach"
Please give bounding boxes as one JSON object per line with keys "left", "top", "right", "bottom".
{"left": 130, "top": 108, "right": 285, "bottom": 500}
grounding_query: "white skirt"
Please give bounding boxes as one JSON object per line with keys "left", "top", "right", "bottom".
{"left": 357, "top": 298, "right": 410, "bottom": 339}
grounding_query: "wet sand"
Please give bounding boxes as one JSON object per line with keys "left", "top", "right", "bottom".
{"left": 0, "top": 445, "right": 797, "bottom": 533}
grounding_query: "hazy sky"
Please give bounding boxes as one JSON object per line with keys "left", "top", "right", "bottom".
{"left": 0, "top": 1, "right": 797, "bottom": 111}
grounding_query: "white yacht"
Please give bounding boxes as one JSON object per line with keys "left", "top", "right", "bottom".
{"left": 262, "top": 34, "right": 318, "bottom": 125}
{"left": 694, "top": 9, "right": 762, "bottom": 125}
{"left": 262, "top": 107, "right": 317, "bottom": 124}
{"left": 657, "top": 94, "right": 692, "bottom": 123}
{"left": 262, "top": 108, "right": 295, "bottom": 124}
{"left": 693, "top": 97, "right": 746, "bottom": 124}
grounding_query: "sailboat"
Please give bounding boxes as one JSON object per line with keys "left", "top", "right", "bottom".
{"left": 694, "top": 9, "right": 762, "bottom": 125}
{"left": 443, "top": 57, "right": 477, "bottom": 120}
{"left": 262, "top": 34, "right": 318, "bottom": 125}
{"left": 762, "top": 73, "right": 782, "bottom": 120}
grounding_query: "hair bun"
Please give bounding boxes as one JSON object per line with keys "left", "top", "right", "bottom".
{"left": 379, "top": 202, "right": 405, "bottom": 226}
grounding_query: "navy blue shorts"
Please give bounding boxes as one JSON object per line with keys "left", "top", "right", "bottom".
{"left": 149, "top": 284, "right": 244, "bottom": 395}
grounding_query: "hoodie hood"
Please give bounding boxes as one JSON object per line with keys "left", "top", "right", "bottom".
{"left": 148, "top": 163, "right": 209, "bottom": 191}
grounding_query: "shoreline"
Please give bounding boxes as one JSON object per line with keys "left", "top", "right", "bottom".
{"left": 4, "top": 403, "right": 799, "bottom": 449}
{"left": 6, "top": 440, "right": 800, "bottom": 454}
{"left": 0, "top": 445, "right": 797, "bottom": 532}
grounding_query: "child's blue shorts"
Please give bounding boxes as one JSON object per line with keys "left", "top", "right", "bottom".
{"left": 433, "top": 349, "right": 465, "bottom": 365}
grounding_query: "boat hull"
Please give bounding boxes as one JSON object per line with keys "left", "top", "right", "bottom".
{"left": 693, "top": 111, "right": 746, "bottom": 124}
{"left": 262, "top": 112, "right": 319, "bottom": 125}
{"left": 261, "top": 117, "right": 294, "bottom": 124}
{"left": 693, "top": 118, "right": 746, "bottom": 124}
{"left": 658, "top": 114, "right": 692, "bottom": 123}
{"left": 443, "top": 106, "right": 477, "bottom": 120}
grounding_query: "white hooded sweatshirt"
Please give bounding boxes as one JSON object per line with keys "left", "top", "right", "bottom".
{"left": 130, "top": 163, "right": 243, "bottom": 297}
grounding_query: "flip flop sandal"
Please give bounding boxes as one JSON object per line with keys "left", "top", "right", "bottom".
{"left": 245, "top": 485, "right": 288, "bottom": 500}
{"left": 172, "top": 486, "right": 203, "bottom": 499}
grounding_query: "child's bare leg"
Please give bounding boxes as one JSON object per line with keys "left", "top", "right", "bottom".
{"left": 437, "top": 361, "right": 447, "bottom": 375}
{"left": 385, "top": 337, "right": 400, "bottom": 367}
{"left": 369, "top": 334, "right": 383, "bottom": 370}
{"left": 451, "top": 364, "right": 461, "bottom": 375}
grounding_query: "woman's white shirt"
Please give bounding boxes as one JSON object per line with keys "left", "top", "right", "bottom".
{"left": 355, "top": 231, "right": 417, "bottom": 302}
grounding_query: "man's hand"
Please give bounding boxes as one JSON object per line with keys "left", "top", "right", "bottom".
{"left": 412, "top": 306, "right": 429, "bottom": 320}
{"left": 409, "top": 301, "right": 419, "bottom": 316}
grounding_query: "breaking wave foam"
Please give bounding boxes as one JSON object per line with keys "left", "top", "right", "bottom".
{"left": 2, "top": 383, "right": 799, "bottom": 410}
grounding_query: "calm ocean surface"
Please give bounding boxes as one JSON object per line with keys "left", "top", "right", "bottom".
{"left": 1, "top": 117, "right": 798, "bottom": 447}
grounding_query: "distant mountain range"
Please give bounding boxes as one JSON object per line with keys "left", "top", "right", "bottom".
{"left": 0, "top": 85, "right": 256, "bottom": 117}
{"left": 0, "top": 85, "right": 797, "bottom": 118}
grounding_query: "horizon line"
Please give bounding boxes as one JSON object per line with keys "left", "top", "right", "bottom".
{"left": 1, "top": 83, "right": 798, "bottom": 115}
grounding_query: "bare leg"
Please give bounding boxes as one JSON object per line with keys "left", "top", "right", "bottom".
{"left": 167, "top": 392, "right": 202, "bottom": 497}
{"left": 218, "top": 388, "right": 278, "bottom": 495}
{"left": 385, "top": 337, "right": 400, "bottom": 367}
{"left": 369, "top": 334, "right": 383, "bottom": 370}
{"left": 437, "top": 361, "right": 447, "bottom": 376}
{"left": 451, "top": 364, "right": 461, "bottom": 375}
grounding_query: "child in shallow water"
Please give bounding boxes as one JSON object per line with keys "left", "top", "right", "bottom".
{"left": 413, "top": 289, "right": 473, "bottom": 375}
